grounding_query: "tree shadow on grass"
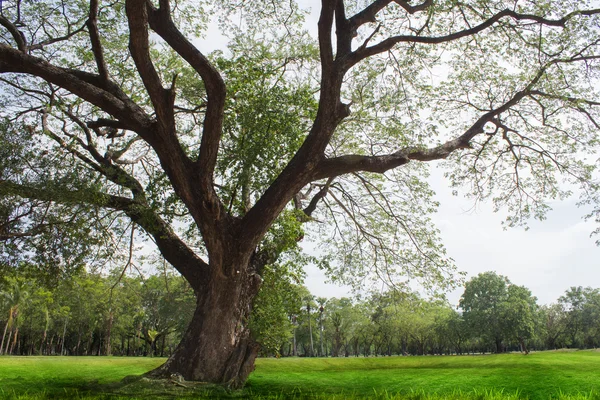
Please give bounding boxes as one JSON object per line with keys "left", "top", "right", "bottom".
{"left": 84, "top": 374, "right": 249, "bottom": 399}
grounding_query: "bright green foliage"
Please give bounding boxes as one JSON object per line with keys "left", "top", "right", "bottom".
{"left": 215, "top": 41, "right": 319, "bottom": 215}
{"left": 538, "top": 303, "right": 569, "bottom": 350}
{"left": 0, "top": 266, "right": 195, "bottom": 357}
{"left": 249, "top": 256, "right": 306, "bottom": 356}
{"left": 499, "top": 285, "right": 538, "bottom": 352}
{"left": 559, "top": 287, "right": 600, "bottom": 349}
{"left": 460, "top": 272, "right": 539, "bottom": 353}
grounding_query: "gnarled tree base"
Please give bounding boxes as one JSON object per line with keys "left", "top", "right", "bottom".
{"left": 147, "top": 337, "right": 259, "bottom": 389}
{"left": 147, "top": 271, "right": 262, "bottom": 389}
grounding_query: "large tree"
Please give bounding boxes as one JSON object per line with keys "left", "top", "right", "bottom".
{"left": 459, "top": 271, "right": 511, "bottom": 352}
{"left": 460, "top": 272, "right": 538, "bottom": 353}
{"left": 1, "top": 0, "right": 600, "bottom": 387}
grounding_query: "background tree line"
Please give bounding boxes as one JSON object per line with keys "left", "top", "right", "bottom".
{"left": 2, "top": 267, "right": 599, "bottom": 358}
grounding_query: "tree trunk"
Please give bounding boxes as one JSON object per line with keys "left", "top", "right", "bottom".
{"left": 319, "top": 313, "right": 324, "bottom": 357}
{"left": 9, "top": 327, "right": 18, "bottom": 355}
{"left": 495, "top": 338, "right": 503, "bottom": 353}
{"left": 308, "top": 311, "right": 314, "bottom": 357}
{"left": 39, "top": 328, "right": 47, "bottom": 355}
{"left": 292, "top": 326, "right": 297, "bottom": 356}
{"left": 0, "top": 320, "right": 8, "bottom": 355}
{"left": 60, "top": 318, "right": 68, "bottom": 356}
{"left": 147, "top": 268, "right": 261, "bottom": 389}
{"left": 75, "top": 329, "right": 82, "bottom": 355}
{"left": 4, "top": 329, "right": 12, "bottom": 355}
{"left": 106, "top": 311, "right": 113, "bottom": 356}
{"left": 519, "top": 337, "right": 529, "bottom": 355}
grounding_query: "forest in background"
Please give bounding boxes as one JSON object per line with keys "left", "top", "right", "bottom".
{"left": 1, "top": 264, "right": 599, "bottom": 359}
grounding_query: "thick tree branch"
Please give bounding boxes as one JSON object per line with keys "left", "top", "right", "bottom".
{"left": 335, "top": 0, "right": 352, "bottom": 59}
{"left": 0, "top": 180, "right": 136, "bottom": 210}
{"left": 239, "top": 0, "right": 352, "bottom": 250}
{"left": 302, "top": 178, "right": 334, "bottom": 217}
{"left": 125, "top": 0, "right": 175, "bottom": 130}
{"left": 318, "top": 0, "right": 336, "bottom": 73}
{"left": 0, "top": 15, "right": 26, "bottom": 52}
{"left": 349, "top": 0, "right": 392, "bottom": 28}
{"left": 312, "top": 73, "right": 551, "bottom": 180}
{"left": 146, "top": 0, "right": 226, "bottom": 183}
{"left": 87, "top": 118, "right": 132, "bottom": 132}
{"left": 529, "top": 90, "right": 600, "bottom": 107}
{"left": 86, "top": 0, "right": 109, "bottom": 82}
{"left": 393, "top": 0, "right": 433, "bottom": 15}
{"left": 349, "top": 0, "right": 432, "bottom": 31}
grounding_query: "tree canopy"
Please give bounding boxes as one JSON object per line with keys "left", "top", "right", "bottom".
{"left": 1, "top": 0, "right": 600, "bottom": 387}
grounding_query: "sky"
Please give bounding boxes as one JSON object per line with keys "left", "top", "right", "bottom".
{"left": 194, "top": 1, "right": 600, "bottom": 307}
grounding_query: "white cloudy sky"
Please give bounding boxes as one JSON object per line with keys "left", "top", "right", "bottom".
{"left": 194, "top": 2, "right": 600, "bottom": 306}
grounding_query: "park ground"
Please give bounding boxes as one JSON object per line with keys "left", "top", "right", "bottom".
{"left": 0, "top": 350, "right": 599, "bottom": 399}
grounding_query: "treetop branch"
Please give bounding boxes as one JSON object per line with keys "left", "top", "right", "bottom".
{"left": 311, "top": 67, "right": 551, "bottom": 181}
{"left": 318, "top": 0, "right": 336, "bottom": 72}
{"left": 86, "top": 0, "right": 109, "bottom": 82}
{"left": 348, "top": 7, "right": 600, "bottom": 67}
{"left": 145, "top": 0, "right": 226, "bottom": 180}
{"left": 125, "top": 0, "right": 174, "bottom": 130}
{"left": 0, "top": 15, "right": 26, "bottom": 52}
{"left": 299, "top": 177, "right": 335, "bottom": 218}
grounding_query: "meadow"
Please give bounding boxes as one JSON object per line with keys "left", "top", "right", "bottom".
{"left": 0, "top": 351, "right": 599, "bottom": 399}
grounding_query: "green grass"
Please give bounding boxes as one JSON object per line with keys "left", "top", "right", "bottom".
{"left": 0, "top": 356, "right": 163, "bottom": 398}
{"left": 1, "top": 351, "right": 600, "bottom": 399}
{"left": 247, "top": 351, "right": 600, "bottom": 399}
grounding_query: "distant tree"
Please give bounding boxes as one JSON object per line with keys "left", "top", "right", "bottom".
{"left": 443, "top": 310, "right": 469, "bottom": 355}
{"left": 0, "top": 278, "right": 28, "bottom": 355}
{"left": 559, "top": 287, "right": 587, "bottom": 348}
{"left": 460, "top": 272, "right": 510, "bottom": 353}
{"left": 499, "top": 285, "right": 538, "bottom": 354}
{"left": 538, "top": 303, "right": 568, "bottom": 350}
{"left": 559, "top": 287, "right": 600, "bottom": 348}
{"left": 324, "top": 297, "right": 360, "bottom": 357}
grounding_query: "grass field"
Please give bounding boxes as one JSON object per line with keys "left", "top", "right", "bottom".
{"left": 1, "top": 351, "right": 599, "bottom": 399}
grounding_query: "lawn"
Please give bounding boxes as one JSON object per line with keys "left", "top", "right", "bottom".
{"left": 248, "top": 350, "right": 600, "bottom": 399}
{"left": 0, "top": 351, "right": 599, "bottom": 399}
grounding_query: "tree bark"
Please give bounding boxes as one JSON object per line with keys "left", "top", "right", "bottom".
{"left": 39, "top": 328, "right": 47, "bottom": 355}
{"left": 106, "top": 311, "right": 113, "bottom": 356}
{"left": 0, "top": 320, "right": 8, "bottom": 355}
{"left": 61, "top": 318, "right": 68, "bottom": 356}
{"left": 4, "top": 329, "right": 12, "bottom": 355}
{"left": 495, "top": 338, "right": 504, "bottom": 353}
{"left": 147, "top": 263, "right": 261, "bottom": 389}
{"left": 519, "top": 338, "right": 529, "bottom": 355}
